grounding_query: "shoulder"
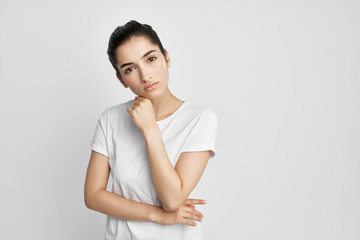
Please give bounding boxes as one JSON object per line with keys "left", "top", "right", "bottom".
{"left": 181, "top": 102, "right": 218, "bottom": 125}
{"left": 97, "top": 99, "right": 133, "bottom": 121}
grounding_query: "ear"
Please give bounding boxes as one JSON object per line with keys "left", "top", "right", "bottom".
{"left": 164, "top": 49, "right": 171, "bottom": 68}
{"left": 116, "top": 72, "right": 128, "bottom": 88}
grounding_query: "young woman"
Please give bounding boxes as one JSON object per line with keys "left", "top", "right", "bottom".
{"left": 84, "top": 20, "right": 218, "bottom": 240}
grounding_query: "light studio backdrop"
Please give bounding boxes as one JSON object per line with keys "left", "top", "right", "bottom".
{"left": 0, "top": 0, "right": 359, "bottom": 239}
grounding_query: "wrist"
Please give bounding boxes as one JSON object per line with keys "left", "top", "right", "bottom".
{"left": 142, "top": 123, "right": 160, "bottom": 136}
{"left": 149, "top": 205, "right": 164, "bottom": 224}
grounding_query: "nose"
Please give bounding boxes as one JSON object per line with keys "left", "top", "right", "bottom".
{"left": 139, "top": 66, "right": 152, "bottom": 82}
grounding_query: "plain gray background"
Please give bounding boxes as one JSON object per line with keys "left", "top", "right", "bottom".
{"left": 0, "top": 0, "right": 359, "bottom": 239}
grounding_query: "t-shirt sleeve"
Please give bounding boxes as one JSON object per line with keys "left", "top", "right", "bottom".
{"left": 181, "top": 108, "right": 218, "bottom": 160}
{"left": 89, "top": 110, "right": 109, "bottom": 157}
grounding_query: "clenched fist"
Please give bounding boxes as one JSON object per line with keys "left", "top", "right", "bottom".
{"left": 127, "top": 96, "right": 158, "bottom": 133}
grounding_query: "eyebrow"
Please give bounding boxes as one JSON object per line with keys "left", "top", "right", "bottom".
{"left": 120, "top": 50, "right": 157, "bottom": 69}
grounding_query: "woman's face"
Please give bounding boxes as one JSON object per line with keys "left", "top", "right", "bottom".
{"left": 115, "top": 35, "right": 171, "bottom": 98}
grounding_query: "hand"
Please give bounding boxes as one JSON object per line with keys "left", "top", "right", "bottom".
{"left": 127, "top": 96, "right": 157, "bottom": 132}
{"left": 158, "top": 199, "right": 206, "bottom": 227}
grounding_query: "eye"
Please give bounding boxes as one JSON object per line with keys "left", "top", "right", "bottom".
{"left": 148, "top": 56, "right": 156, "bottom": 62}
{"left": 125, "top": 67, "right": 134, "bottom": 74}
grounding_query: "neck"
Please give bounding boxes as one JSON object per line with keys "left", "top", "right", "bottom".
{"left": 150, "top": 90, "right": 183, "bottom": 122}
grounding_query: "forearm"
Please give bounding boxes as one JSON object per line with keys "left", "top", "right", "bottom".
{"left": 86, "top": 189, "right": 163, "bottom": 224}
{"left": 142, "top": 125, "right": 183, "bottom": 211}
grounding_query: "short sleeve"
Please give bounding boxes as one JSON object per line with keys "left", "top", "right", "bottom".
{"left": 89, "top": 110, "right": 109, "bottom": 157}
{"left": 181, "top": 108, "right": 218, "bottom": 160}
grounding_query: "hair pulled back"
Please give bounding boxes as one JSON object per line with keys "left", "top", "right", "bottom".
{"left": 107, "top": 20, "right": 167, "bottom": 78}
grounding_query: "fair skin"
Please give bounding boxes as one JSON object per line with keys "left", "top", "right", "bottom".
{"left": 84, "top": 35, "right": 211, "bottom": 226}
{"left": 85, "top": 151, "right": 205, "bottom": 226}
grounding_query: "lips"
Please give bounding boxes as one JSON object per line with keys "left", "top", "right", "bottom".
{"left": 145, "top": 82, "right": 158, "bottom": 90}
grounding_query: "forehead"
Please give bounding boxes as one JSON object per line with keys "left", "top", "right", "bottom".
{"left": 115, "top": 35, "right": 159, "bottom": 63}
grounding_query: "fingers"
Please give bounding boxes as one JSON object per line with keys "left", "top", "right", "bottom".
{"left": 183, "top": 211, "right": 203, "bottom": 223}
{"left": 127, "top": 107, "right": 133, "bottom": 113}
{"left": 180, "top": 205, "right": 203, "bottom": 223}
{"left": 132, "top": 99, "right": 141, "bottom": 106}
{"left": 133, "top": 96, "right": 149, "bottom": 106}
{"left": 134, "top": 96, "right": 148, "bottom": 102}
{"left": 183, "top": 219, "right": 197, "bottom": 227}
{"left": 184, "top": 198, "right": 207, "bottom": 205}
{"left": 185, "top": 204, "right": 195, "bottom": 208}
{"left": 185, "top": 206, "right": 203, "bottom": 219}
{"left": 177, "top": 198, "right": 206, "bottom": 227}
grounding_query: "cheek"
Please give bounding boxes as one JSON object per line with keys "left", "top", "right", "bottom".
{"left": 153, "top": 58, "right": 163, "bottom": 71}
{"left": 155, "top": 57, "right": 169, "bottom": 75}
{"left": 123, "top": 77, "right": 139, "bottom": 89}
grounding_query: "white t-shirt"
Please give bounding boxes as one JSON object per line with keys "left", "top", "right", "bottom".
{"left": 89, "top": 99, "right": 218, "bottom": 240}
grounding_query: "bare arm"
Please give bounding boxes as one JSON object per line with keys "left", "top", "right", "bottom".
{"left": 84, "top": 150, "right": 162, "bottom": 222}
{"left": 126, "top": 97, "right": 213, "bottom": 212}
{"left": 142, "top": 126, "right": 211, "bottom": 212}
{"left": 84, "top": 150, "right": 205, "bottom": 225}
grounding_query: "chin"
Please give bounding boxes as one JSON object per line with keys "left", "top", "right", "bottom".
{"left": 146, "top": 89, "right": 165, "bottom": 100}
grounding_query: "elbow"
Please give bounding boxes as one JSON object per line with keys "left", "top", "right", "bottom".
{"left": 162, "top": 204, "right": 179, "bottom": 212}
{"left": 84, "top": 191, "right": 96, "bottom": 210}
{"left": 161, "top": 190, "right": 186, "bottom": 211}
{"left": 84, "top": 195, "right": 92, "bottom": 209}
{"left": 162, "top": 199, "right": 182, "bottom": 212}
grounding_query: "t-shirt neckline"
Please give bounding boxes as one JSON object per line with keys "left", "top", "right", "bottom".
{"left": 156, "top": 100, "right": 186, "bottom": 125}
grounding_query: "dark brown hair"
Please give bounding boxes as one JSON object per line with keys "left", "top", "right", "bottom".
{"left": 107, "top": 20, "right": 167, "bottom": 79}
